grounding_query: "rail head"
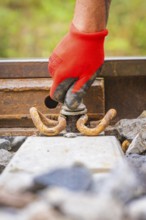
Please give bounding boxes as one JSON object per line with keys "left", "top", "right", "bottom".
{"left": 0, "top": 57, "right": 146, "bottom": 78}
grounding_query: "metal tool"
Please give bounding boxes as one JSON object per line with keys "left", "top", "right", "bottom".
{"left": 30, "top": 102, "right": 117, "bottom": 136}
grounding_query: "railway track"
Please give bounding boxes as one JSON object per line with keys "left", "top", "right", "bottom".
{"left": 0, "top": 57, "right": 146, "bottom": 219}
{"left": 0, "top": 57, "right": 146, "bottom": 136}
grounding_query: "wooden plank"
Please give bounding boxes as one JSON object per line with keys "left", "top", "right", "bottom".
{"left": 0, "top": 58, "right": 146, "bottom": 78}
{"left": 0, "top": 136, "right": 123, "bottom": 191}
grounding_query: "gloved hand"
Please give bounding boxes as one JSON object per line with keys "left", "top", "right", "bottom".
{"left": 48, "top": 23, "right": 108, "bottom": 110}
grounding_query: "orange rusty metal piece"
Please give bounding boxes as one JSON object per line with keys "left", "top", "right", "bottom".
{"left": 36, "top": 109, "right": 58, "bottom": 127}
{"left": 122, "top": 140, "right": 130, "bottom": 153}
{"left": 76, "top": 109, "right": 117, "bottom": 136}
{"left": 30, "top": 107, "right": 66, "bottom": 136}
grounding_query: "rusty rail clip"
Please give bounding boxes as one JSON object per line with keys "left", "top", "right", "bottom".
{"left": 30, "top": 105, "right": 116, "bottom": 136}
{"left": 30, "top": 107, "right": 66, "bottom": 136}
{"left": 77, "top": 109, "right": 117, "bottom": 136}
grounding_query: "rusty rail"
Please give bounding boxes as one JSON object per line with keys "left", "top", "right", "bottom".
{"left": 0, "top": 58, "right": 146, "bottom": 136}
{"left": 0, "top": 57, "right": 146, "bottom": 78}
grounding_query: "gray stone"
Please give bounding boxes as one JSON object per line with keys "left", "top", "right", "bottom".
{"left": 33, "top": 165, "right": 93, "bottom": 192}
{"left": 124, "top": 197, "right": 146, "bottom": 220}
{"left": 0, "top": 212, "right": 18, "bottom": 220}
{"left": 0, "top": 139, "right": 11, "bottom": 151}
{"left": 1, "top": 153, "right": 146, "bottom": 219}
{"left": 126, "top": 130, "right": 146, "bottom": 154}
{"left": 45, "top": 188, "right": 123, "bottom": 220}
{"left": 0, "top": 136, "right": 13, "bottom": 143}
{"left": 0, "top": 136, "right": 27, "bottom": 151}
{"left": 2, "top": 136, "right": 146, "bottom": 219}
{"left": 64, "top": 132, "right": 77, "bottom": 138}
{"left": 42, "top": 159, "right": 146, "bottom": 220}
{"left": 0, "top": 201, "right": 53, "bottom": 220}
{"left": 126, "top": 154, "right": 146, "bottom": 181}
{"left": 106, "top": 118, "right": 146, "bottom": 141}
{"left": 21, "top": 200, "right": 72, "bottom": 220}
{"left": 0, "top": 149, "right": 13, "bottom": 173}
{"left": 116, "top": 118, "right": 146, "bottom": 140}
{"left": 97, "top": 160, "right": 146, "bottom": 204}
{"left": 87, "top": 155, "right": 146, "bottom": 205}
{"left": 11, "top": 136, "right": 27, "bottom": 151}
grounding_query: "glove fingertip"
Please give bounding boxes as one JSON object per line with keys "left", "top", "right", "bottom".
{"left": 44, "top": 95, "right": 58, "bottom": 109}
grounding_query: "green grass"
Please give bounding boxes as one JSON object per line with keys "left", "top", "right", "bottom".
{"left": 0, "top": 0, "right": 145, "bottom": 58}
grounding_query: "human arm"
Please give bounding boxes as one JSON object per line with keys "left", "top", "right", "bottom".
{"left": 47, "top": 0, "right": 112, "bottom": 110}
{"left": 73, "top": 0, "right": 111, "bottom": 32}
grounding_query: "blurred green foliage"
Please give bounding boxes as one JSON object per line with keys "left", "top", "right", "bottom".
{"left": 0, "top": 0, "right": 145, "bottom": 58}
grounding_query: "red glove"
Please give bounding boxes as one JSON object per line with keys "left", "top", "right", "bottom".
{"left": 48, "top": 24, "right": 108, "bottom": 110}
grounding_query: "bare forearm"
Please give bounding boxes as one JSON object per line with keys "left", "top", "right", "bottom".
{"left": 73, "top": 0, "right": 112, "bottom": 32}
